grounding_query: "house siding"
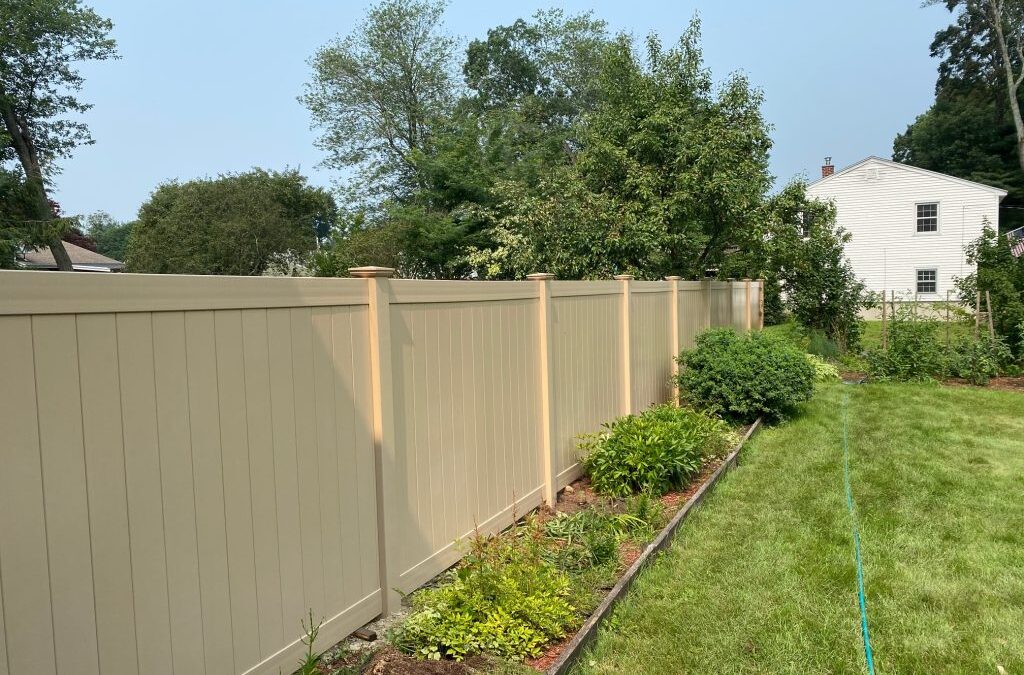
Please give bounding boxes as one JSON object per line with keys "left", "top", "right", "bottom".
{"left": 806, "top": 158, "right": 1001, "bottom": 299}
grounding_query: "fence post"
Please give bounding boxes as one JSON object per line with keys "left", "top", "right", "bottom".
{"left": 349, "top": 265, "right": 402, "bottom": 614}
{"left": 702, "top": 277, "right": 712, "bottom": 329}
{"left": 527, "top": 273, "right": 557, "bottom": 506}
{"left": 743, "top": 278, "right": 752, "bottom": 332}
{"left": 666, "top": 276, "right": 682, "bottom": 404}
{"left": 614, "top": 274, "right": 634, "bottom": 415}
{"left": 757, "top": 278, "right": 766, "bottom": 329}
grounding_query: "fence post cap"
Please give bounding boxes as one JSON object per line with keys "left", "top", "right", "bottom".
{"left": 664, "top": 275, "right": 682, "bottom": 281}
{"left": 348, "top": 266, "right": 396, "bottom": 278}
{"left": 742, "top": 278, "right": 752, "bottom": 281}
{"left": 613, "top": 274, "right": 634, "bottom": 280}
{"left": 526, "top": 272, "right": 555, "bottom": 280}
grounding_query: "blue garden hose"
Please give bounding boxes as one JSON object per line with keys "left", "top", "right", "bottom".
{"left": 842, "top": 388, "right": 876, "bottom": 674}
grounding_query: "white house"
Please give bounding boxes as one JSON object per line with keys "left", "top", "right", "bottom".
{"left": 806, "top": 156, "right": 1006, "bottom": 301}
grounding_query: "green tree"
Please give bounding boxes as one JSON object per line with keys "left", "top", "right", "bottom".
{"left": 466, "top": 20, "right": 772, "bottom": 280}
{"left": 898, "top": 1, "right": 1024, "bottom": 228}
{"left": 302, "top": 0, "right": 455, "bottom": 204}
{"left": 84, "top": 211, "right": 132, "bottom": 261}
{"left": 0, "top": 167, "right": 60, "bottom": 267}
{"left": 778, "top": 207, "right": 868, "bottom": 351}
{"left": 0, "top": 0, "right": 118, "bottom": 270}
{"left": 957, "top": 224, "right": 1024, "bottom": 355}
{"left": 127, "top": 169, "right": 336, "bottom": 275}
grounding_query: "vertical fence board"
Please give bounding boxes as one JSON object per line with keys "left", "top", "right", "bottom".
{"left": 31, "top": 316, "right": 100, "bottom": 675}
{"left": 77, "top": 314, "right": 138, "bottom": 675}
{"left": 312, "top": 308, "right": 345, "bottom": 616}
{"left": 241, "top": 309, "right": 286, "bottom": 654}
{"left": 265, "top": 308, "right": 306, "bottom": 633}
{"left": 117, "top": 313, "right": 174, "bottom": 675}
{"left": 152, "top": 311, "right": 206, "bottom": 674}
{"left": 214, "top": 310, "right": 261, "bottom": 667}
{"left": 185, "top": 311, "right": 235, "bottom": 675}
{"left": 290, "top": 307, "right": 326, "bottom": 619}
{"left": 0, "top": 316, "right": 57, "bottom": 675}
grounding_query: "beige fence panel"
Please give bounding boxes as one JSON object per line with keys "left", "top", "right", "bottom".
{"left": 709, "top": 281, "right": 732, "bottom": 326}
{"left": 0, "top": 272, "right": 382, "bottom": 675}
{"left": 547, "top": 281, "right": 622, "bottom": 489}
{"left": 678, "top": 281, "right": 710, "bottom": 350}
{"left": 629, "top": 281, "right": 672, "bottom": 412}
{"left": 0, "top": 270, "right": 762, "bottom": 675}
{"left": 386, "top": 280, "right": 545, "bottom": 594}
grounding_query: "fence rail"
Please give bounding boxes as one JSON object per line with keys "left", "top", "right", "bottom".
{"left": 0, "top": 269, "right": 762, "bottom": 675}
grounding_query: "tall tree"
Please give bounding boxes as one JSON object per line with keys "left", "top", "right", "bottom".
{"left": 127, "top": 169, "right": 336, "bottom": 275}
{"left": 0, "top": 0, "right": 117, "bottom": 270}
{"left": 302, "top": 0, "right": 455, "bottom": 205}
{"left": 898, "top": 1, "right": 1024, "bottom": 227}
{"left": 466, "top": 21, "right": 773, "bottom": 279}
{"left": 84, "top": 210, "right": 132, "bottom": 260}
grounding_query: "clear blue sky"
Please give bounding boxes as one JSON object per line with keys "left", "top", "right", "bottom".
{"left": 55, "top": 0, "right": 952, "bottom": 222}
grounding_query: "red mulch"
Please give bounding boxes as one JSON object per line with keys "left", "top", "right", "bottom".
{"left": 944, "top": 376, "right": 1024, "bottom": 392}
{"left": 342, "top": 646, "right": 488, "bottom": 674}
{"left": 526, "top": 635, "right": 573, "bottom": 672}
{"left": 521, "top": 450, "right": 736, "bottom": 672}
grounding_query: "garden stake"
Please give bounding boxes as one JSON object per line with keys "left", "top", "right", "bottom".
{"left": 842, "top": 388, "right": 876, "bottom": 675}
{"left": 986, "top": 291, "right": 995, "bottom": 338}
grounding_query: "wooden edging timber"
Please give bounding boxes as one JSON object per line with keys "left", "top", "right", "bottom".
{"left": 545, "top": 417, "right": 764, "bottom": 675}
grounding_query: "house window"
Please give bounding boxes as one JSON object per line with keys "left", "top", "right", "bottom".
{"left": 916, "top": 203, "right": 938, "bottom": 232}
{"left": 797, "top": 211, "right": 812, "bottom": 238}
{"left": 916, "top": 269, "right": 937, "bottom": 294}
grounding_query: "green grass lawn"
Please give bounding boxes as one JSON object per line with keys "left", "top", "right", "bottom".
{"left": 573, "top": 382, "right": 1024, "bottom": 674}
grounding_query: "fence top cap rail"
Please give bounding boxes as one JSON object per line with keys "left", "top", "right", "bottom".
{"left": 0, "top": 269, "right": 370, "bottom": 315}
{"left": 349, "top": 266, "right": 396, "bottom": 278}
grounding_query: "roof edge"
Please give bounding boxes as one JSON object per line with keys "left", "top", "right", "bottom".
{"left": 808, "top": 156, "right": 1009, "bottom": 198}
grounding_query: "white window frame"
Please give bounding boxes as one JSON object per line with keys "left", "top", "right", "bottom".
{"left": 915, "top": 267, "right": 939, "bottom": 296}
{"left": 915, "top": 201, "right": 940, "bottom": 234}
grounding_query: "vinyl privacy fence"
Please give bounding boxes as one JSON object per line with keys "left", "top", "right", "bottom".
{"left": 0, "top": 269, "right": 762, "bottom": 675}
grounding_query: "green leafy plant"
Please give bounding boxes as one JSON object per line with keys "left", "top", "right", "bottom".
{"left": 297, "top": 609, "right": 323, "bottom": 675}
{"left": 806, "top": 354, "right": 841, "bottom": 382}
{"left": 866, "top": 307, "right": 947, "bottom": 381}
{"left": 391, "top": 526, "right": 578, "bottom": 662}
{"left": 947, "top": 334, "right": 1013, "bottom": 385}
{"left": 580, "top": 404, "right": 736, "bottom": 497}
{"left": 676, "top": 329, "right": 816, "bottom": 423}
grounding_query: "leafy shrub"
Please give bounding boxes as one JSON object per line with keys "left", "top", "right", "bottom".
{"left": 866, "top": 308, "right": 946, "bottom": 381}
{"left": 806, "top": 329, "right": 841, "bottom": 359}
{"left": 392, "top": 528, "right": 577, "bottom": 662}
{"left": 947, "top": 334, "right": 1012, "bottom": 385}
{"left": 676, "top": 329, "right": 816, "bottom": 423}
{"left": 543, "top": 510, "right": 621, "bottom": 572}
{"left": 580, "top": 404, "right": 736, "bottom": 497}
{"left": 957, "top": 225, "right": 1024, "bottom": 358}
{"left": 806, "top": 354, "right": 841, "bottom": 382}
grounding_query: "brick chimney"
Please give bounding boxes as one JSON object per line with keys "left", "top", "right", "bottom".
{"left": 821, "top": 156, "right": 834, "bottom": 178}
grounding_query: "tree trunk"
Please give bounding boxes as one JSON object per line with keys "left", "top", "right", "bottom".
{"left": 990, "top": 0, "right": 1024, "bottom": 171}
{"left": 0, "top": 99, "right": 74, "bottom": 271}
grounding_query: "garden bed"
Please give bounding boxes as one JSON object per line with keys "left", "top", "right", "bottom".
{"left": 311, "top": 420, "right": 760, "bottom": 675}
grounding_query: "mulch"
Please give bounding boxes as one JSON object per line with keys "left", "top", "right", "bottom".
{"left": 943, "top": 376, "right": 1024, "bottom": 392}
{"left": 321, "top": 646, "right": 490, "bottom": 674}
{"left": 521, "top": 449, "right": 736, "bottom": 673}
{"left": 324, "top": 438, "right": 747, "bottom": 674}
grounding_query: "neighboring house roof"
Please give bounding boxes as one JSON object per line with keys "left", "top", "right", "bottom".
{"left": 19, "top": 241, "right": 125, "bottom": 272}
{"left": 808, "top": 156, "right": 1009, "bottom": 199}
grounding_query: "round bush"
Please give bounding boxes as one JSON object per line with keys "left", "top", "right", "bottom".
{"left": 676, "top": 328, "right": 815, "bottom": 423}
{"left": 580, "top": 404, "right": 736, "bottom": 497}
